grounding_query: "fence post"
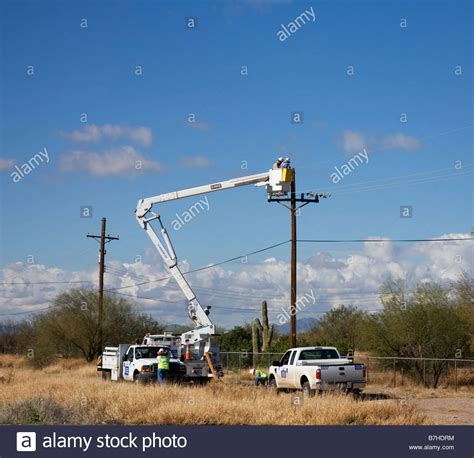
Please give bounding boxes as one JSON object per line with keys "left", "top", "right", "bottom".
{"left": 423, "top": 359, "right": 426, "bottom": 387}
{"left": 238, "top": 352, "right": 241, "bottom": 383}
{"left": 454, "top": 360, "right": 458, "bottom": 393}
{"left": 393, "top": 359, "right": 396, "bottom": 388}
{"left": 366, "top": 357, "right": 369, "bottom": 384}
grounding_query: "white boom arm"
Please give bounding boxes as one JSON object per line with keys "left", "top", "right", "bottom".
{"left": 135, "top": 167, "right": 292, "bottom": 353}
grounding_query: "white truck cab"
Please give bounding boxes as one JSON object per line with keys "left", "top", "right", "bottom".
{"left": 268, "top": 346, "right": 366, "bottom": 396}
{"left": 100, "top": 344, "right": 185, "bottom": 382}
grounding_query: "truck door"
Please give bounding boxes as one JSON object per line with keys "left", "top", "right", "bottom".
{"left": 276, "top": 350, "right": 293, "bottom": 388}
{"left": 287, "top": 350, "right": 298, "bottom": 386}
{"left": 122, "top": 347, "right": 134, "bottom": 381}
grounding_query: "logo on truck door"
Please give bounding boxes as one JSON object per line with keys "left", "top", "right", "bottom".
{"left": 280, "top": 368, "right": 287, "bottom": 378}
{"left": 124, "top": 364, "right": 129, "bottom": 376}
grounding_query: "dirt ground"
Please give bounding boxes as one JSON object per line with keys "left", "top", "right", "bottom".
{"left": 360, "top": 384, "right": 474, "bottom": 425}
{"left": 411, "top": 397, "right": 474, "bottom": 425}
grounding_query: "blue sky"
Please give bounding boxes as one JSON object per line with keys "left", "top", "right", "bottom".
{"left": 0, "top": 0, "right": 472, "bottom": 326}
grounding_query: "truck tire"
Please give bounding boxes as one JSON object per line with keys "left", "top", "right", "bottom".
{"left": 101, "top": 370, "right": 111, "bottom": 381}
{"left": 269, "top": 377, "right": 280, "bottom": 393}
{"left": 302, "top": 381, "right": 315, "bottom": 398}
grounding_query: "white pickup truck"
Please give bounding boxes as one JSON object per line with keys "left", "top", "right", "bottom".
{"left": 268, "top": 346, "right": 366, "bottom": 396}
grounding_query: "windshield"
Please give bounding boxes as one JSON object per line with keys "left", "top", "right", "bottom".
{"left": 299, "top": 349, "right": 340, "bottom": 360}
{"left": 134, "top": 347, "right": 162, "bottom": 359}
{"left": 134, "top": 347, "right": 178, "bottom": 359}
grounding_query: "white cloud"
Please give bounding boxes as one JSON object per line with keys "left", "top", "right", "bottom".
{"left": 59, "top": 124, "right": 153, "bottom": 147}
{"left": 179, "top": 155, "right": 212, "bottom": 169}
{"left": 338, "top": 130, "right": 422, "bottom": 154}
{"left": 59, "top": 146, "right": 162, "bottom": 177}
{"left": 339, "top": 130, "right": 367, "bottom": 154}
{"left": 0, "top": 158, "right": 15, "bottom": 171}
{"left": 1, "top": 234, "right": 470, "bottom": 328}
{"left": 381, "top": 133, "right": 422, "bottom": 151}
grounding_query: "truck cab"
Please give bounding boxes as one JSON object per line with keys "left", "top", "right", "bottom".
{"left": 99, "top": 344, "right": 186, "bottom": 382}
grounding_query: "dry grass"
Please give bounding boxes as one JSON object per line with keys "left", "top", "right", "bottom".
{"left": 0, "top": 356, "right": 427, "bottom": 425}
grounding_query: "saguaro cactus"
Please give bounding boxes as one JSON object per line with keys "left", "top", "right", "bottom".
{"left": 252, "top": 301, "right": 274, "bottom": 356}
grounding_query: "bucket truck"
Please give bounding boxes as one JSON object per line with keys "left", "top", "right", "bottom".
{"left": 98, "top": 165, "right": 293, "bottom": 384}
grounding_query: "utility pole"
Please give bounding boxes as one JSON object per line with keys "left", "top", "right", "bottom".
{"left": 87, "top": 217, "right": 119, "bottom": 353}
{"left": 290, "top": 178, "right": 297, "bottom": 349}
{"left": 269, "top": 168, "right": 330, "bottom": 348}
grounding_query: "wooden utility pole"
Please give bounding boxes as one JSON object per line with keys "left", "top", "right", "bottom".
{"left": 87, "top": 217, "right": 119, "bottom": 353}
{"left": 290, "top": 178, "right": 297, "bottom": 348}
{"left": 269, "top": 168, "right": 329, "bottom": 348}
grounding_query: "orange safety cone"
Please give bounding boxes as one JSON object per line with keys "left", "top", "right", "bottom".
{"left": 185, "top": 346, "right": 191, "bottom": 360}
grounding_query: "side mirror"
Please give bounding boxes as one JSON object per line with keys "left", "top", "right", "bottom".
{"left": 272, "top": 361, "right": 281, "bottom": 367}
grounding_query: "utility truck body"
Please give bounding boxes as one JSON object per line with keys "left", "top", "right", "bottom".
{"left": 98, "top": 333, "right": 221, "bottom": 383}
{"left": 268, "top": 346, "right": 366, "bottom": 396}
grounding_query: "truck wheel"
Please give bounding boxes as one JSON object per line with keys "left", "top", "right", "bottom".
{"left": 269, "top": 378, "right": 280, "bottom": 393}
{"left": 302, "top": 382, "right": 315, "bottom": 398}
{"left": 101, "top": 370, "right": 111, "bottom": 381}
{"left": 133, "top": 371, "right": 140, "bottom": 382}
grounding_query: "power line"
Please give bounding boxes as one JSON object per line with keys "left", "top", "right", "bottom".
{"left": 0, "top": 280, "right": 95, "bottom": 286}
{"left": 2, "top": 236, "right": 469, "bottom": 290}
{"left": 103, "top": 239, "right": 291, "bottom": 292}
{"left": 298, "top": 237, "right": 474, "bottom": 243}
{"left": 101, "top": 236, "right": 471, "bottom": 293}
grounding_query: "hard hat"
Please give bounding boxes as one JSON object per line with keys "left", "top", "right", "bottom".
{"left": 278, "top": 157, "right": 284, "bottom": 161}
{"left": 158, "top": 348, "right": 164, "bottom": 353}
{"left": 285, "top": 157, "right": 290, "bottom": 162}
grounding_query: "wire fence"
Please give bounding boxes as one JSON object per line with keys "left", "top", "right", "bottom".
{"left": 220, "top": 352, "right": 474, "bottom": 391}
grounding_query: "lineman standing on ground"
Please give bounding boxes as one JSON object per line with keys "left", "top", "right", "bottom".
{"left": 157, "top": 348, "right": 170, "bottom": 385}
{"left": 250, "top": 368, "right": 268, "bottom": 386}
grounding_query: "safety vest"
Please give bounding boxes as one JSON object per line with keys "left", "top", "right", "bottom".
{"left": 257, "top": 370, "right": 268, "bottom": 379}
{"left": 158, "top": 355, "right": 169, "bottom": 370}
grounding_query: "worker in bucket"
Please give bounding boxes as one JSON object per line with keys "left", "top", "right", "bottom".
{"left": 272, "top": 157, "right": 284, "bottom": 169}
{"left": 250, "top": 368, "right": 268, "bottom": 387}
{"left": 157, "top": 348, "right": 170, "bottom": 385}
{"left": 282, "top": 157, "right": 291, "bottom": 168}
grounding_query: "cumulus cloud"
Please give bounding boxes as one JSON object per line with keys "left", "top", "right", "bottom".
{"left": 339, "top": 131, "right": 367, "bottom": 154}
{"left": 1, "top": 234, "right": 470, "bottom": 328}
{"left": 0, "top": 158, "right": 15, "bottom": 171}
{"left": 179, "top": 155, "right": 212, "bottom": 169}
{"left": 59, "top": 146, "right": 162, "bottom": 177}
{"left": 59, "top": 124, "right": 153, "bottom": 147}
{"left": 338, "top": 130, "right": 422, "bottom": 154}
{"left": 380, "top": 133, "right": 422, "bottom": 151}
